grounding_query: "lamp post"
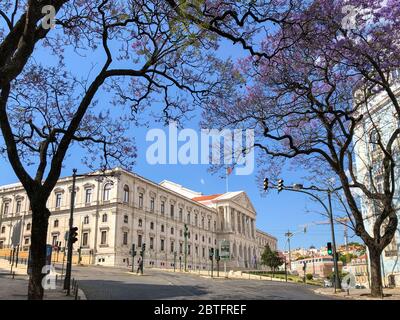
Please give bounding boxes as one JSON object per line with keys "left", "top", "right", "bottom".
{"left": 174, "top": 252, "right": 177, "bottom": 272}
{"left": 63, "top": 169, "right": 120, "bottom": 294}
{"left": 184, "top": 224, "right": 188, "bottom": 272}
{"left": 63, "top": 169, "right": 77, "bottom": 295}
{"left": 266, "top": 179, "right": 342, "bottom": 292}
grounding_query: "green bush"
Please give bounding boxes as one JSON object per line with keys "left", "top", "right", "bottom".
{"left": 306, "top": 273, "right": 313, "bottom": 280}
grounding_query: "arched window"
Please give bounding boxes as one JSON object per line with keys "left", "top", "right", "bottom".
{"left": 171, "top": 227, "right": 174, "bottom": 235}
{"left": 54, "top": 220, "right": 59, "bottom": 228}
{"left": 103, "top": 183, "right": 112, "bottom": 201}
{"left": 138, "top": 219, "right": 142, "bottom": 227}
{"left": 102, "top": 214, "right": 108, "bottom": 222}
{"left": 187, "top": 213, "right": 190, "bottom": 224}
{"left": 161, "top": 224, "right": 164, "bottom": 232}
{"left": 150, "top": 221, "right": 154, "bottom": 230}
{"left": 84, "top": 215, "right": 89, "bottom": 224}
{"left": 123, "top": 185, "right": 129, "bottom": 203}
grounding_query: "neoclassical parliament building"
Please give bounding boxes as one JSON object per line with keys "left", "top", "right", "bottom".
{"left": 0, "top": 168, "right": 276, "bottom": 270}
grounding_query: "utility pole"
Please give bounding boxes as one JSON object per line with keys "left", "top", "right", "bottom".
{"left": 285, "top": 230, "right": 293, "bottom": 271}
{"left": 64, "top": 169, "right": 77, "bottom": 295}
{"left": 328, "top": 191, "right": 341, "bottom": 292}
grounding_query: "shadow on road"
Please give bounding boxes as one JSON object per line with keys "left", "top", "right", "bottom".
{"left": 79, "top": 279, "right": 208, "bottom": 300}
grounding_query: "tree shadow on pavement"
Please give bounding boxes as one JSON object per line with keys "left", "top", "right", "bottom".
{"left": 78, "top": 279, "right": 209, "bottom": 300}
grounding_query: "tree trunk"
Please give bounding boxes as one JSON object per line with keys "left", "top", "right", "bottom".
{"left": 27, "top": 203, "right": 50, "bottom": 300}
{"left": 369, "top": 247, "right": 384, "bottom": 298}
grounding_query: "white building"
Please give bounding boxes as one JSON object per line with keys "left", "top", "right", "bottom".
{"left": 353, "top": 71, "right": 400, "bottom": 287}
{"left": 0, "top": 168, "right": 276, "bottom": 271}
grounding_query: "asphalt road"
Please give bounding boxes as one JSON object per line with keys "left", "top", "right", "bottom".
{"left": 60, "top": 265, "right": 336, "bottom": 300}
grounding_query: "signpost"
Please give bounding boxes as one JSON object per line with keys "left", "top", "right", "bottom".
{"left": 220, "top": 240, "right": 230, "bottom": 278}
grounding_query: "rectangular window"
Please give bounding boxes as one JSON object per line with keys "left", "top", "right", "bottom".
{"left": 138, "top": 234, "right": 142, "bottom": 247}
{"left": 150, "top": 198, "right": 155, "bottom": 212}
{"left": 138, "top": 193, "right": 143, "bottom": 208}
{"left": 179, "top": 208, "right": 183, "bottom": 221}
{"left": 124, "top": 215, "right": 128, "bottom": 223}
{"left": 16, "top": 201, "right": 22, "bottom": 214}
{"left": 150, "top": 237, "right": 154, "bottom": 250}
{"left": 170, "top": 204, "right": 174, "bottom": 219}
{"left": 101, "top": 231, "right": 107, "bottom": 245}
{"left": 202, "top": 247, "right": 205, "bottom": 258}
{"left": 160, "top": 239, "right": 165, "bottom": 251}
{"left": 123, "top": 232, "right": 128, "bottom": 245}
{"left": 170, "top": 241, "right": 174, "bottom": 253}
{"left": 85, "top": 189, "right": 92, "bottom": 204}
{"left": 83, "top": 232, "right": 89, "bottom": 247}
{"left": 179, "top": 243, "right": 183, "bottom": 254}
{"left": 52, "top": 235, "right": 58, "bottom": 246}
{"left": 161, "top": 201, "right": 165, "bottom": 215}
{"left": 24, "top": 237, "right": 30, "bottom": 245}
{"left": 55, "top": 193, "right": 62, "bottom": 208}
{"left": 188, "top": 245, "right": 191, "bottom": 256}
{"left": 3, "top": 203, "right": 9, "bottom": 215}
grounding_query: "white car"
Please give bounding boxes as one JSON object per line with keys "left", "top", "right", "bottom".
{"left": 324, "top": 280, "right": 332, "bottom": 287}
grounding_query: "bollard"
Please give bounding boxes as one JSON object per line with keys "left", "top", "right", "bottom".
{"left": 74, "top": 285, "right": 79, "bottom": 300}
{"left": 12, "top": 271, "right": 15, "bottom": 279}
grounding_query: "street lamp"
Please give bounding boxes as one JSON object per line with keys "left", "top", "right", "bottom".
{"left": 63, "top": 168, "right": 120, "bottom": 295}
{"left": 266, "top": 177, "right": 342, "bottom": 292}
{"left": 184, "top": 224, "right": 189, "bottom": 272}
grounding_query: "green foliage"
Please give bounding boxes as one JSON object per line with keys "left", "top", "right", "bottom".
{"left": 339, "top": 253, "right": 357, "bottom": 265}
{"left": 306, "top": 273, "right": 313, "bottom": 280}
{"left": 261, "top": 245, "right": 284, "bottom": 271}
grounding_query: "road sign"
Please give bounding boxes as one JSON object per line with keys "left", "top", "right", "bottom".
{"left": 220, "top": 240, "right": 230, "bottom": 261}
{"left": 46, "top": 244, "right": 52, "bottom": 265}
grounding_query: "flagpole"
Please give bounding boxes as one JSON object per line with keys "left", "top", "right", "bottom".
{"left": 225, "top": 166, "right": 229, "bottom": 193}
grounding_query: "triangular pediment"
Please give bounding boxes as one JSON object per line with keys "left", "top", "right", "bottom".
{"left": 230, "top": 192, "right": 256, "bottom": 214}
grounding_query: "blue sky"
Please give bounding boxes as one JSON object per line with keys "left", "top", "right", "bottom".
{"left": 0, "top": 31, "right": 355, "bottom": 251}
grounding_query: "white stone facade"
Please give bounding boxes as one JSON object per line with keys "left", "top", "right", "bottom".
{"left": 353, "top": 73, "right": 400, "bottom": 287}
{"left": 0, "top": 168, "right": 277, "bottom": 270}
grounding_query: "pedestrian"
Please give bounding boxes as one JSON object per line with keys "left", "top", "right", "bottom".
{"left": 136, "top": 257, "right": 143, "bottom": 274}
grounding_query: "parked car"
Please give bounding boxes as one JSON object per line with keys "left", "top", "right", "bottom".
{"left": 324, "top": 280, "right": 332, "bottom": 287}
{"left": 355, "top": 284, "right": 366, "bottom": 289}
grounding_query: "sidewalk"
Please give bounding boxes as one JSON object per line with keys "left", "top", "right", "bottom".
{"left": 146, "top": 266, "right": 299, "bottom": 283}
{"left": 0, "top": 258, "right": 86, "bottom": 300}
{"left": 314, "top": 287, "right": 400, "bottom": 300}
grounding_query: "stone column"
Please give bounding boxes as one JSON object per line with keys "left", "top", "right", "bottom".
{"left": 237, "top": 211, "right": 240, "bottom": 234}
{"left": 231, "top": 208, "right": 235, "bottom": 232}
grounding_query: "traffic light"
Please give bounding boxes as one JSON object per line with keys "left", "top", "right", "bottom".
{"left": 215, "top": 249, "right": 220, "bottom": 261}
{"left": 327, "top": 242, "right": 333, "bottom": 255}
{"left": 69, "top": 227, "right": 78, "bottom": 244}
{"left": 263, "top": 178, "right": 269, "bottom": 191}
{"left": 130, "top": 244, "right": 137, "bottom": 257}
{"left": 277, "top": 179, "right": 284, "bottom": 193}
{"left": 209, "top": 248, "right": 214, "bottom": 260}
{"left": 184, "top": 224, "right": 188, "bottom": 237}
{"left": 142, "top": 243, "right": 146, "bottom": 252}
